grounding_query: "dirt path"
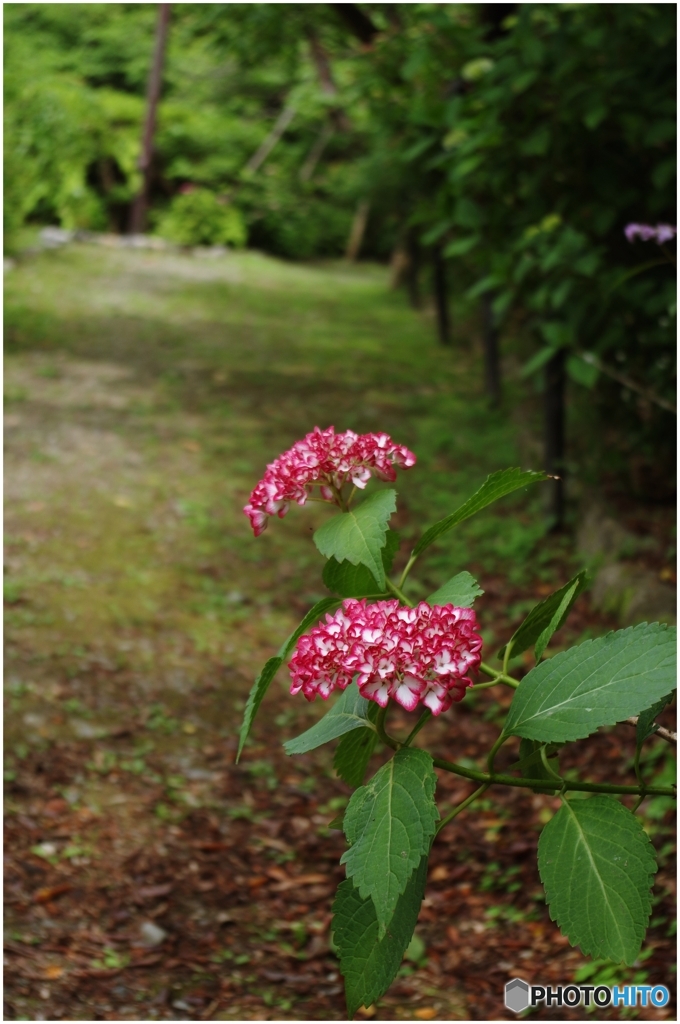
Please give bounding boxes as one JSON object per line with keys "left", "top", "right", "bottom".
{"left": 4, "top": 245, "right": 675, "bottom": 1021}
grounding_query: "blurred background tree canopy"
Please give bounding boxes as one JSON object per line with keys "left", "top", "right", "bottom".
{"left": 4, "top": 2, "right": 676, "bottom": 501}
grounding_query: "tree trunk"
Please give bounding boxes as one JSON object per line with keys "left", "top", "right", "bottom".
{"left": 433, "top": 247, "right": 451, "bottom": 345}
{"left": 345, "top": 201, "right": 370, "bottom": 261}
{"left": 307, "top": 30, "right": 351, "bottom": 132}
{"left": 405, "top": 231, "right": 421, "bottom": 309}
{"left": 389, "top": 244, "right": 410, "bottom": 290}
{"left": 389, "top": 230, "right": 421, "bottom": 307}
{"left": 544, "top": 347, "right": 566, "bottom": 528}
{"left": 482, "top": 292, "right": 502, "bottom": 407}
{"left": 129, "top": 3, "right": 171, "bottom": 235}
{"left": 308, "top": 30, "right": 337, "bottom": 96}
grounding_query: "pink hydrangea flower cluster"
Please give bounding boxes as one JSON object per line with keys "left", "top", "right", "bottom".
{"left": 625, "top": 223, "right": 676, "bottom": 245}
{"left": 244, "top": 426, "right": 416, "bottom": 536}
{"left": 289, "top": 598, "right": 483, "bottom": 716}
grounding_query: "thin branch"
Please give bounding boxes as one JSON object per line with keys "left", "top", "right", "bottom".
{"left": 579, "top": 351, "right": 676, "bottom": 415}
{"left": 244, "top": 103, "right": 297, "bottom": 175}
{"left": 624, "top": 717, "right": 677, "bottom": 745}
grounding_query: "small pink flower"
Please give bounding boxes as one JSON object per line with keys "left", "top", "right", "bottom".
{"left": 243, "top": 426, "right": 416, "bottom": 535}
{"left": 288, "top": 599, "right": 483, "bottom": 715}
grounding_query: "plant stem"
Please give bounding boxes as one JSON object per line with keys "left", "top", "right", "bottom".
{"left": 403, "top": 709, "right": 432, "bottom": 746}
{"left": 432, "top": 755, "right": 676, "bottom": 798}
{"left": 329, "top": 482, "right": 348, "bottom": 512}
{"left": 385, "top": 578, "right": 414, "bottom": 607}
{"left": 479, "top": 662, "right": 519, "bottom": 688}
{"left": 436, "top": 783, "right": 490, "bottom": 834}
{"left": 374, "top": 704, "right": 399, "bottom": 751}
{"left": 633, "top": 744, "right": 644, "bottom": 789}
{"left": 487, "top": 732, "right": 508, "bottom": 774}
{"left": 502, "top": 640, "right": 513, "bottom": 678}
{"left": 540, "top": 744, "right": 564, "bottom": 784}
{"left": 399, "top": 554, "right": 418, "bottom": 589}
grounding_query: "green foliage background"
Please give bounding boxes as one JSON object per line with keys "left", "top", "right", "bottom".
{"left": 4, "top": 3, "right": 676, "bottom": 491}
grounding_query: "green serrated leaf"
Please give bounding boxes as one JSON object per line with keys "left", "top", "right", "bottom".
{"left": 340, "top": 748, "right": 438, "bottom": 938}
{"left": 538, "top": 796, "right": 657, "bottom": 964}
{"left": 284, "top": 681, "right": 375, "bottom": 755}
{"left": 412, "top": 468, "right": 548, "bottom": 559}
{"left": 505, "top": 622, "right": 677, "bottom": 743}
{"left": 498, "top": 570, "right": 588, "bottom": 662}
{"left": 333, "top": 854, "right": 428, "bottom": 1017}
{"left": 236, "top": 656, "right": 282, "bottom": 763}
{"left": 323, "top": 530, "right": 400, "bottom": 598}
{"left": 314, "top": 490, "right": 397, "bottom": 590}
{"left": 427, "top": 570, "right": 484, "bottom": 608}
{"left": 328, "top": 812, "right": 346, "bottom": 830}
{"left": 636, "top": 691, "right": 675, "bottom": 747}
{"left": 334, "top": 707, "right": 379, "bottom": 788}
{"left": 236, "top": 597, "right": 340, "bottom": 762}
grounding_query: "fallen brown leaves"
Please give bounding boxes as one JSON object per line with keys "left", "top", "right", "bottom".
{"left": 4, "top": 671, "right": 676, "bottom": 1022}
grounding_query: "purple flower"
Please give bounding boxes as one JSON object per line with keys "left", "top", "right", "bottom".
{"left": 655, "top": 224, "right": 677, "bottom": 244}
{"left": 625, "top": 223, "right": 676, "bottom": 245}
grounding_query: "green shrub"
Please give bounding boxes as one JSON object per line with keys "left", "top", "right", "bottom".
{"left": 155, "top": 189, "right": 247, "bottom": 248}
{"left": 248, "top": 197, "right": 350, "bottom": 260}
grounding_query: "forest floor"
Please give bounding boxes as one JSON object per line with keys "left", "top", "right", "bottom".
{"left": 4, "top": 243, "right": 676, "bottom": 1022}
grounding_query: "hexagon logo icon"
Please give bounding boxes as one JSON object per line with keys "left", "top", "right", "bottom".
{"left": 505, "top": 978, "right": 530, "bottom": 1014}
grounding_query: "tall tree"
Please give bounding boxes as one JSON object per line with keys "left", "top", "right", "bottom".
{"left": 129, "top": 3, "right": 171, "bottom": 234}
